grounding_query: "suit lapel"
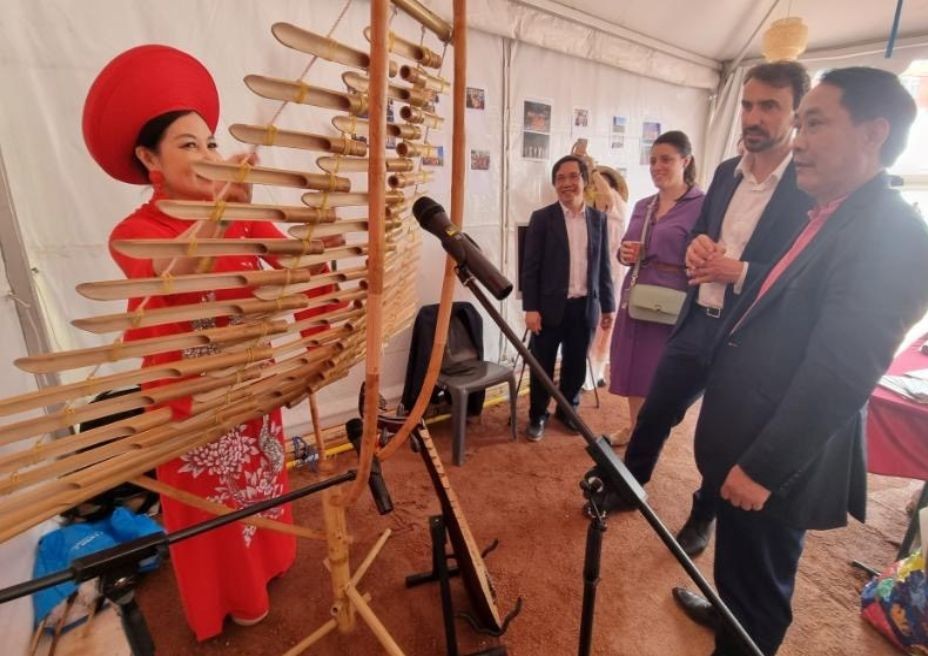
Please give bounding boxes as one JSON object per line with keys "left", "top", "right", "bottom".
{"left": 732, "top": 181, "right": 881, "bottom": 335}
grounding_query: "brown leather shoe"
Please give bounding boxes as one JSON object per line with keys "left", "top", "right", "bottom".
{"left": 672, "top": 587, "right": 721, "bottom": 631}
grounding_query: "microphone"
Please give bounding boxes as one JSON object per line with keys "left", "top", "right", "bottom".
{"left": 345, "top": 418, "right": 394, "bottom": 516}
{"left": 412, "top": 196, "right": 513, "bottom": 300}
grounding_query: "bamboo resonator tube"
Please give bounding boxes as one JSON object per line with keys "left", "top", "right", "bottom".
{"left": 271, "top": 22, "right": 399, "bottom": 77}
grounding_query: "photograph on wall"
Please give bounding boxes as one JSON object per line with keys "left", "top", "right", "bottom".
{"left": 611, "top": 115, "right": 626, "bottom": 149}
{"left": 523, "top": 100, "right": 551, "bottom": 133}
{"left": 466, "top": 87, "right": 485, "bottom": 110}
{"left": 422, "top": 145, "right": 445, "bottom": 167}
{"left": 572, "top": 107, "right": 590, "bottom": 137}
{"left": 640, "top": 120, "right": 661, "bottom": 165}
{"left": 522, "top": 132, "right": 550, "bottom": 160}
{"left": 470, "top": 149, "right": 490, "bottom": 170}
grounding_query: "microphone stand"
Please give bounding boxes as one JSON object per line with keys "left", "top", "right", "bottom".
{"left": 0, "top": 470, "right": 356, "bottom": 656}
{"left": 452, "top": 262, "right": 763, "bottom": 656}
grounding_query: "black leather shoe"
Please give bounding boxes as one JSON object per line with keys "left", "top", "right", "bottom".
{"left": 672, "top": 587, "right": 721, "bottom": 631}
{"left": 526, "top": 416, "right": 546, "bottom": 442}
{"left": 554, "top": 409, "right": 581, "bottom": 434}
{"left": 676, "top": 514, "right": 716, "bottom": 557}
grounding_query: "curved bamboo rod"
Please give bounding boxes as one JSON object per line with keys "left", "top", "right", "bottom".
{"left": 245, "top": 74, "right": 367, "bottom": 115}
{"left": 192, "top": 160, "right": 351, "bottom": 192}
{"left": 111, "top": 238, "right": 325, "bottom": 260}
{"left": 271, "top": 22, "right": 399, "bottom": 78}
{"left": 230, "top": 124, "right": 368, "bottom": 157}
{"left": 302, "top": 190, "right": 404, "bottom": 208}
{"left": 156, "top": 199, "right": 339, "bottom": 224}
{"left": 391, "top": 0, "right": 454, "bottom": 43}
{"left": 378, "top": 0, "right": 466, "bottom": 462}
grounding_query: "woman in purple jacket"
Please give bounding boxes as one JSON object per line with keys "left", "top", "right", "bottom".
{"left": 610, "top": 131, "right": 705, "bottom": 444}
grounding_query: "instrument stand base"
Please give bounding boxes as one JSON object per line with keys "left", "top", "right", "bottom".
{"left": 100, "top": 568, "right": 155, "bottom": 656}
{"left": 406, "top": 514, "right": 507, "bottom": 656}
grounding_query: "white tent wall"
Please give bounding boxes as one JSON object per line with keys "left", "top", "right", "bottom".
{"left": 0, "top": 242, "right": 53, "bottom": 652}
{"left": 0, "top": 0, "right": 711, "bottom": 437}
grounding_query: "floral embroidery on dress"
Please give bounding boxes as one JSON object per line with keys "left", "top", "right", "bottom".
{"left": 179, "top": 414, "right": 286, "bottom": 546}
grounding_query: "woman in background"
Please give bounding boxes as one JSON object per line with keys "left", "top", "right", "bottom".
{"left": 586, "top": 165, "right": 628, "bottom": 390}
{"left": 609, "top": 131, "right": 704, "bottom": 445}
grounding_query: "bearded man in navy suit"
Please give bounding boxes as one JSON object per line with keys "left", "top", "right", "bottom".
{"left": 695, "top": 68, "right": 928, "bottom": 655}
{"left": 521, "top": 155, "right": 615, "bottom": 441}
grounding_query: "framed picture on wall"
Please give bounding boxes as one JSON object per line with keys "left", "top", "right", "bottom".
{"left": 466, "top": 87, "right": 485, "bottom": 109}
{"left": 611, "top": 115, "right": 626, "bottom": 149}
{"left": 470, "top": 149, "right": 490, "bottom": 170}
{"left": 572, "top": 107, "right": 591, "bottom": 137}
{"left": 522, "top": 132, "right": 549, "bottom": 160}
{"left": 523, "top": 100, "right": 551, "bottom": 133}
{"left": 640, "top": 120, "right": 661, "bottom": 165}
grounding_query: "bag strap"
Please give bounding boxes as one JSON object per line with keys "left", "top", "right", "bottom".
{"left": 628, "top": 195, "right": 658, "bottom": 289}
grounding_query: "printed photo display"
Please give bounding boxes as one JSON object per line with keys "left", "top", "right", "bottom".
{"left": 522, "top": 100, "right": 551, "bottom": 160}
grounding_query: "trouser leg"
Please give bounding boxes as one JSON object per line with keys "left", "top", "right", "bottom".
{"left": 713, "top": 503, "right": 806, "bottom": 656}
{"left": 529, "top": 322, "right": 562, "bottom": 421}
{"left": 559, "top": 299, "right": 592, "bottom": 408}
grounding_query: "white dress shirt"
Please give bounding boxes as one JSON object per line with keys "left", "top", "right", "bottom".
{"left": 561, "top": 202, "right": 589, "bottom": 298}
{"left": 698, "top": 151, "right": 792, "bottom": 310}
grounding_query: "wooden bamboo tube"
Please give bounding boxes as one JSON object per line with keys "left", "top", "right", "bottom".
{"left": 288, "top": 304, "right": 366, "bottom": 335}
{"left": 0, "top": 395, "right": 299, "bottom": 541}
{"left": 379, "top": 0, "right": 467, "bottom": 463}
{"left": 344, "top": 584, "right": 405, "bottom": 655}
{"left": 387, "top": 170, "right": 432, "bottom": 189}
{"left": 365, "top": 27, "right": 443, "bottom": 69}
{"left": 316, "top": 156, "right": 415, "bottom": 174}
{"left": 0, "top": 346, "right": 273, "bottom": 417}
{"left": 394, "top": 141, "right": 438, "bottom": 159}
{"left": 399, "top": 65, "right": 450, "bottom": 94}
{"left": 301, "top": 190, "right": 404, "bottom": 208}
{"left": 398, "top": 105, "right": 443, "bottom": 128}
{"left": 133, "top": 475, "right": 325, "bottom": 541}
{"left": 281, "top": 616, "right": 339, "bottom": 656}
{"left": 278, "top": 245, "right": 369, "bottom": 271}
{"left": 71, "top": 295, "right": 309, "bottom": 335}
{"left": 308, "top": 392, "right": 327, "bottom": 460}
{"left": 322, "top": 487, "right": 354, "bottom": 632}
{"left": 286, "top": 220, "right": 383, "bottom": 241}
{"left": 253, "top": 265, "right": 366, "bottom": 300}
{"left": 111, "top": 237, "right": 324, "bottom": 261}
{"left": 14, "top": 320, "right": 288, "bottom": 374}
{"left": 392, "top": 0, "right": 454, "bottom": 42}
{"left": 0, "top": 408, "right": 171, "bottom": 475}
{"left": 155, "top": 199, "right": 339, "bottom": 225}
{"left": 192, "top": 160, "right": 351, "bottom": 192}
{"left": 341, "top": 72, "right": 435, "bottom": 108}
{"left": 78, "top": 268, "right": 315, "bottom": 302}
{"left": 230, "top": 124, "right": 367, "bottom": 156}
{"left": 331, "top": 116, "right": 422, "bottom": 141}
{"left": 244, "top": 75, "right": 367, "bottom": 116}
{"left": 349, "top": 529, "right": 392, "bottom": 587}
{"left": 0, "top": 366, "right": 262, "bottom": 447}
{"left": 271, "top": 22, "right": 399, "bottom": 77}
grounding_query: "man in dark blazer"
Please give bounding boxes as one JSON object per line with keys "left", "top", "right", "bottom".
{"left": 521, "top": 155, "right": 615, "bottom": 440}
{"left": 696, "top": 68, "right": 928, "bottom": 655}
{"left": 619, "top": 62, "right": 813, "bottom": 557}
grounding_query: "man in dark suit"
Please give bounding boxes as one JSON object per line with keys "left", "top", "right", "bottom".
{"left": 521, "top": 155, "right": 615, "bottom": 440}
{"left": 619, "top": 62, "right": 813, "bottom": 557}
{"left": 695, "top": 67, "right": 928, "bottom": 655}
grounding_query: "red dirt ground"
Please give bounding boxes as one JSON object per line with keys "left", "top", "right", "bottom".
{"left": 136, "top": 389, "right": 914, "bottom": 655}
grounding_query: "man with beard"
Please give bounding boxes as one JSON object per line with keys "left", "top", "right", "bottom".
{"left": 612, "top": 61, "right": 813, "bottom": 560}
{"left": 522, "top": 155, "right": 615, "bottom": 441}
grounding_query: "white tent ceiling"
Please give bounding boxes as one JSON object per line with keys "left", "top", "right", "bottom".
{"left": 522, "top": 0, "right": 928, "bottom": 64}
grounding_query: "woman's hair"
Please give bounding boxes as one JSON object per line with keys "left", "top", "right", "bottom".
{"left": 595, "top": 166, "right": 629, "bottom": 202}
{"left": 132, "top": 109, "right": 194, "bottom": 177}
{"left": 652, "top": 130, "right": 696, "bottom": 187}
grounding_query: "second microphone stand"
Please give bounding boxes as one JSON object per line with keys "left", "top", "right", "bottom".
{"left": 452, "top": 262, "right": 763, "bottom": 656}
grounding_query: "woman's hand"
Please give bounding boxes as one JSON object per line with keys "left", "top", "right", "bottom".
{"left": 618, "top": 240, "right": 642, "bottom": 265}
{"left": 216, "top": 152, "right": 258, "bottom": 203}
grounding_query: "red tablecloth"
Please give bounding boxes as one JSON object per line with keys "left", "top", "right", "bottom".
{"left": 867, "top": 335, "right": 928, "bottom": 480}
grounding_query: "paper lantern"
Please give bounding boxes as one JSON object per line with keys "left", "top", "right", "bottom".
{"left": 762, "top": 17, "right": 809, "bottom": 62}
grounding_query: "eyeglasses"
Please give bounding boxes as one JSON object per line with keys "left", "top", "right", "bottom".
{"left": 555, "top": 172, "right": 582, "bottom": 184}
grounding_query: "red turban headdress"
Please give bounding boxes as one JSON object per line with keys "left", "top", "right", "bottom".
{"left": 82, "top": 44, "right": 219, "bottom": 184}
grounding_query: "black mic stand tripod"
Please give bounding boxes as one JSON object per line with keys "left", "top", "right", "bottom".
{"left": 452, "top": 261, "right": 764, "bottom": 656}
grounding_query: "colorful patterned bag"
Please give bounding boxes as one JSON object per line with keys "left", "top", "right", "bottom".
{"left": 861, "top": 549, "right": 928, "bottom": 654}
